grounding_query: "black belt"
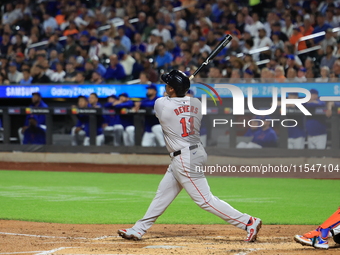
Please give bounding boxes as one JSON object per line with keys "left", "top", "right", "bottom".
{"left": 173, "top": 144, "right": 199, "bottom": 157}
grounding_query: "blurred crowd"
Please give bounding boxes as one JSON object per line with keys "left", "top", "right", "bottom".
{"left": 1, "top": 0, "right": 340, "bottom": 85}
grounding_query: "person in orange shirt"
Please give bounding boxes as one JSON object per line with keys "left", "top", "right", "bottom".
{"left": 290, "top": 26, "right": 307, "bottom": 51}
{"left": 300, "top": 18, "right": 314, "bottom": 36}
{"left": 55, "top": 10, "right": 65, "bottom": 26}
{"left": 299, "top": 18, "right": 314, "bottom": 47}
{"left": 63, "top": 21, "right": 79, "bottom": 36}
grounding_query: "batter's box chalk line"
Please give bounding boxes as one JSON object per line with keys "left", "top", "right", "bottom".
{"left": 0, "top": 252, "right": 43, "bottom": 255}
{"left": 0, "top": 232, "right": 116, "bottom": 241}
{"left": 34, "top": 247, "right": 76, "bottom": 255}
{"left": 144, "top": 245, "right": 186, "bottom": 249}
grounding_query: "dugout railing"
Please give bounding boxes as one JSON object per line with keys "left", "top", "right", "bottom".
{"left": 0, "top": 106, "right": 339, "bottom": 156}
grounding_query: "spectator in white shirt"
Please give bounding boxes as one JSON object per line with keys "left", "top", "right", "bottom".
{"left": 50, "top": 63, "right": 66, "bottom": 83}
{"left": 316, "top": 66, "right": 330, "bottom": 82}
{"left": 151, "top": 20, "right": 171, "bottom": 43}
{"left": 282, "top": 15, "right": 294, "bottom": 38}
{"left": 146, "top": 33, "right": 158, "bottom": 57}
{"left": 7, "top": 62, "right": 23, "bottom": 83}
{"left": 2, "top": 3, "right": 23, "bottom": 26}
{"left": 42, "top": 60, "right": 54, "bottom": 80}
{"left": 174, "top": 11, "right": 187, "bottom": 30}
{"left": 253, "top": 28, "right": 273, "bottom": 61}
{"left": 98, "top": 35, "right": 113, "bottom": 58}
{"left": 198, "top": 37, "right": 211, "bottom": 54}
{"left": 244, "top": 12, "right": 264, "bottom": 38}
{"left": 118, "top": 51, "right": 136, "bottom": 76}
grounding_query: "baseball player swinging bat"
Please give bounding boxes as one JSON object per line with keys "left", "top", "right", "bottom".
{"left": 189, "top": 34, "right": 233, "bottom": 80}
{"left": 118, "top": 33, "right": 262, "bottom": 243}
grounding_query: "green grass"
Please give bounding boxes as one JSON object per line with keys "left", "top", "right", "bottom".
{"left": 0, "top": 170, "right": 339, "bottom": 225}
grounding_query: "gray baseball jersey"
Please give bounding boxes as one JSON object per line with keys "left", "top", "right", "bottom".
{"left": 154, "top": 96, "right": 201, "bottom": 152}
{"left": 131, "top": 95, "right": 254, "bottom": 236}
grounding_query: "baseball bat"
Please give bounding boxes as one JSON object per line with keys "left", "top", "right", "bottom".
{"left": 189, "top": 34, "right": 233, "bottom": 80}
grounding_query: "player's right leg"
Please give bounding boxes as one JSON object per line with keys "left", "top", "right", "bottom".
{"left": 118, "top": 167, "right": 182, "bottom": 240}
{"left": 179, "top": 175, "right": 261, "bottom": 241}
{"left": 173, "top": 146, "right": 262, "bottom": 242}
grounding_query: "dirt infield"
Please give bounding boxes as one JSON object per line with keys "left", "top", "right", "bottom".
{"left": 1, "top": 162, "right": 340, "bottom": 254}
{"left": 0, "top": 221, "right": 339, "bottom": 255}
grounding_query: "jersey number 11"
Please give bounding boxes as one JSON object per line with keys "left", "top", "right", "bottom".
{"left": 180, "top": 117, "right": 195, "bottom": 137}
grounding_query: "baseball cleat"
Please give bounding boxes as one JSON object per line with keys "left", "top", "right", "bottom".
{"left": 294, "top": 234, "right": 313, "bottom": 246}
{"left": 301, "top": 227, "right": 332, "bottom": 238}
{"left": 117, "top": 228, "right": 142, "bottom": 241}
{"left": 245, "top": 217, "right": 262, "bottom": 242}
{"left": 302, "top": 230, "right": 320, "bottom": 239}
{"left": 294, "top": 234, "right": 329, "bottom": 249}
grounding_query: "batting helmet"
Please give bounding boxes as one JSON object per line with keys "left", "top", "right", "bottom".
{"left": 161, "top": 70, "right": 190, "bottom": 97}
